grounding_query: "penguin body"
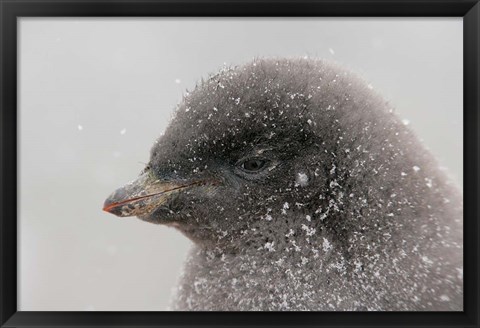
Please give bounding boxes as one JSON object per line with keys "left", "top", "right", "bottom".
{"left": 104, "top": 58, "right": 463, "bottom": 311}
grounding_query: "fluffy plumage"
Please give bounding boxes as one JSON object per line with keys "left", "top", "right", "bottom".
{"left": 105, "top": 58, "right": 463, "bottom": 311}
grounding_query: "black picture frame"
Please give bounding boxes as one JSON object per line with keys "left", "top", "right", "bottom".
{"left": 1, "top": 0, "right": 478, "bottom": 327}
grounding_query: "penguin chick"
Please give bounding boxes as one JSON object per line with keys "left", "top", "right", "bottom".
{"left": 104, "top": 58, "right": 463, "bottom": 311}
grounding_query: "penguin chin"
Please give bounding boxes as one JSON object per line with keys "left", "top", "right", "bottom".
{"left": 136, "top": 207, "right": 178, "bottom": 225}
{"left": 165, "top": 221, "right": 182, "bottom": 228}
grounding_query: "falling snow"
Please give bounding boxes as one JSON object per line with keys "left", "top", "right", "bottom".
{"left": 295, "top": 172, "right": 309, "bottom": 187}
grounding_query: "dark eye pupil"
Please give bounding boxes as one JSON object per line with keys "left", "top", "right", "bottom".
{"left": 243, "top": 160, "right": 265, "bottom": 171}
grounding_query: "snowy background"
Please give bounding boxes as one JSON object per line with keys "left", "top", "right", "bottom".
{"left": 19, "top": 18, "right": 462, "bottom": 311}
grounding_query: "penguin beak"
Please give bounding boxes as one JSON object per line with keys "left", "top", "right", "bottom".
{"left": 103, "top": 172, "right": 203, "bottom": 217}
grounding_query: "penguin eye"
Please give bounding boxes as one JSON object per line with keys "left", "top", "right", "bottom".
{"left": 241, "top": 159, "right": 267, "bottom": 172}
{"left": 234, "top": 156, "right": 275, "bottom": 180}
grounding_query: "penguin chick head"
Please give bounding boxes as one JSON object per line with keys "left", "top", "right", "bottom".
{"left": 104, "top": 58, "right": 388, "bottom": 250}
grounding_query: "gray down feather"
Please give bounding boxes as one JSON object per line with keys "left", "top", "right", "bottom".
{"left": 110, "top": 58, "right": 463, "bottom": 311}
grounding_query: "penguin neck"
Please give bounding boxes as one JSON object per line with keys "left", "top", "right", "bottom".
{"left": 195, "top": 223, "right": 341, "bottom": 269}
